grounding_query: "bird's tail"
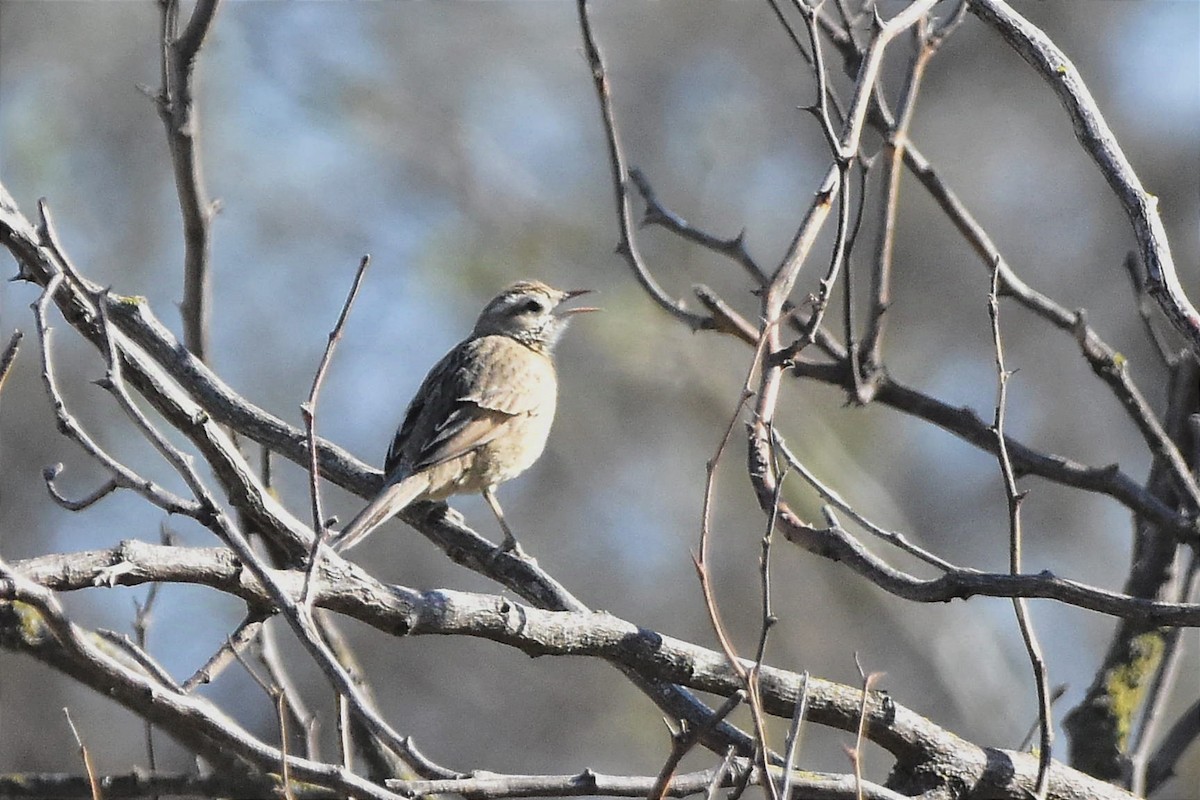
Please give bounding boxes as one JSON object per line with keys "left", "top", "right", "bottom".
{"left": 330, "top": 473, "right": 430, "bottom": 553}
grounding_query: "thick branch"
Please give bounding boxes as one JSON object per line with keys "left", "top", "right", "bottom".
{"left": 6, "top": 542, "right": 1138, "bottom": 799}
{"left": 0, "top": 562, "right": 405, "bottom": 800}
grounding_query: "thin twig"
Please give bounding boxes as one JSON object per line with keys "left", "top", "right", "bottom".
{"left": 182, "top": 612, "right": 266, "bottom": 691}
{"left": 89, "top": 299, "right": 454, "bottom": 779}
{"left": 796, "top": 156, "right": 854, "bottom": 356}
{"left": 575, "top": 0, "right": 710, "bottom": 332}
{"left": 302, "top": 254, "right": 371, "bottom": 609}
{"left": 1072, "top": 309, "right": 1200, "bottom": 511}
{"left": 648, "top": 691, "right": 746, "bottom": 800}
{"left": 772, "top": 0, "right": 938, "bottom": 358}
{"left": 95, "top": 629, "right": 181, "bottom": 692}
{"left": 770, "top": 429, "right": 957, "bottom": 571}
{"left": 631, "top": 168, "right": 764, "bottom": 284}
{"left": 847, "top": 657, "right": 884, "bottom": 800}
{"left": 691, "top": 284, "right": 759, "bottom": 345}
{"left": 988, "top": 260, "right": 1052, "bottom": 798}
{"left": 843, "top": 155, "right": 874, "bottom": 402}
{"left": 628, "top": 171, "right": 838, "bottom": 357}
{"left": 779, "top": 672, "right": 810, "bottom": 800}
{"left": 764, "top": 0, "right": 813, "bottom": 68}
{"left": 704, "top": 748, "right": 739, "bottom": 800}
{"left": 42, "top": 467, "right": 119, "bottom": 512}
{"left": 693, "top": 321, "right": 791, "bottom": 792}
{"left": 132, "top": 541, "right": 165, "bottom": 775}
{"left": 278, "top": 690, "right": 297, "bottom": 800}
{"left": 797, "top": 0, "right": 842, "bottom": 155}
{"left": 0, "top": 329, "right": 21, "bottom": 397}
{"left": 155, "top": 0, "right": 222, "bottom": 362}
{"left": 862, "top": 21, "right": 935, "bottom": 387}
{"left": 31, "top": 270, "right": 200, "bottom": 518}
{"left": 338, "top": 695, "right": 353, "bottom": 772}
{"left": 1144, "top": 696, "right": 1200, "bottom": 796}
{"left": 257, "top": 618, "right": 321, "bottom": 761}
{"left": 1018, "top": 684, "right": 1067, "bottom": 751}
{"left": 230, "top": 633, "right": 299, "bottom": 800}
{"left": 62, "top": 709, "right": 102, "bottom": 800}
{"left": 1122, "top": 251, "right": 1178, "bottom": 368}
{"left": 752, "top": 442, "right": 786, "bottom": 670}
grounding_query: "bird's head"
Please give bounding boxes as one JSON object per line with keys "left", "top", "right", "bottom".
{"left": 472, "top": 280, "right": 598, "bottom": 351}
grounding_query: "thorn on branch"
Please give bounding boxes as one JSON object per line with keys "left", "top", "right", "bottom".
{"left": 870, "top": 5, "right": 885, "bottom": 33}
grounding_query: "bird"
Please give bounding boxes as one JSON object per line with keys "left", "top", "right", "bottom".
{"left": 330, "top": 280, "right": 597, "bottom": 554}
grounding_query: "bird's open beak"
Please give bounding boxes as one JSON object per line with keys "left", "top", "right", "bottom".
{"left": 557, "top": 289, "right": 601, "bottom": 316}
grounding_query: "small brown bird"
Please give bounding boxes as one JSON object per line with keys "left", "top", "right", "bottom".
{"left": 331, "top": 280, "right": 596, "bottom": 554}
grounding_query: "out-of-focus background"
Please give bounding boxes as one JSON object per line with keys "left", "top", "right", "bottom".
{"left": 1, "top": 0, "right": 1196, "bottom": 790}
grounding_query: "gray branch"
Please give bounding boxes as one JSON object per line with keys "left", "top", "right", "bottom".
{"left": 8, "top": 541, "right": 1138, "bottom": 800}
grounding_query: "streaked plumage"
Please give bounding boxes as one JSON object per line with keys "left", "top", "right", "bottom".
{"left": 331, "top": 281, "right": 594, "bottom": 553}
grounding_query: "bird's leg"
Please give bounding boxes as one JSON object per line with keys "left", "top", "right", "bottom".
{"left": 482, "top": 486, "right": 526, "bottom": 557}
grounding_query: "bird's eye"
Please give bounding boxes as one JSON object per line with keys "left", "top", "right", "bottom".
{"left": 519, "top": 298, "right": 545, "bottom": 314}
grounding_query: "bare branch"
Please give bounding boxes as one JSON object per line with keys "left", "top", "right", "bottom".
{"left": 0, "top": 559, "right": 409, "bottom": 800}
{"left": 1073, "top": 309, "right": 1200, "bottom": 510}
{"left": 302, "top": 254, "right": 371, "bottom": 608}
{"left": 631, "top": 168, "right": 764, "bottom": 283}
{"left": 0, "top": 771, "right": 339, "bottom": 800}
{"left": 32, "top": 271, "right": 201, "bottom": 519}
{"left": 790, "top": 358, "right": 1198, "bottom": 543}
{"left": 988, "top": 261, "right": 1053, "bottom": 798}
{"left": 770, "top": 429, "right": 955, "bottom": 571}
{"left": 0, "top": 329, "right": 21, "bottom": 397}
{"left": 627, "top": 171, "right": 840, "bottom": 356}
{"left": 1064, "top": 357, "right": 1199, "bottom": 781}
{"left": 771, "top": 0, "right": 936, "bottom": 352}
{"left": 847, "top": 659, "right": 885, "bottom": 800}
{"left": 256, "top": 618, "right": 322, "bottom": 761}
{"left": 1131, "top": 553, "right": 1200, "bottom": 795}
{"left": 42, "top": 466, "right": 119, "bottom": 512}
{"left": 4, "top": 542, "right": 1151, "bottom": 799}
{"left": 154, "top": 0, "right": 223, "bottom": 361}
{"left": 968, "top": 0, "right": 1200, "bottom": 355}
{"left": 575, "top": 0, "right": 710, "bottom": 332}
{"left": 648, "top": 692, "right": 745, "bottom": 800}
{"left": 693, "top": 372, "right": 779, "bottom": 788}
{"left": 1123, "top": 251, "right": 1179, "bottom": 368}
{"left": 1144, "top": 696, "right": 1200, "bottom": 796}
{"left": 62, "top": 708, "right": 101, "bottom": 800}
{"left": 780, "top": 671, "right": 810, "bottom": 800}
{"left": 94, "top": 628, "right": 182, "bottom": 691}
{"left": 131, "top": 551, "right": 164, "bottom": 771}
{"left": 862, "top": 22, "right": 936, "bottom": 383}
{"left": 182, "top": 611, "right": 265, "bottom": 691}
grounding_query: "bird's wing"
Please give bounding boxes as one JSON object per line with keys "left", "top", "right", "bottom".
{"left": 384, "top": 336, "right": 553, "bottom": 476}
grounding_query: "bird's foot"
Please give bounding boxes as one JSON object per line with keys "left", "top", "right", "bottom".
{"left": 495, "top": 533, "right": 535, "bottom": 565}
